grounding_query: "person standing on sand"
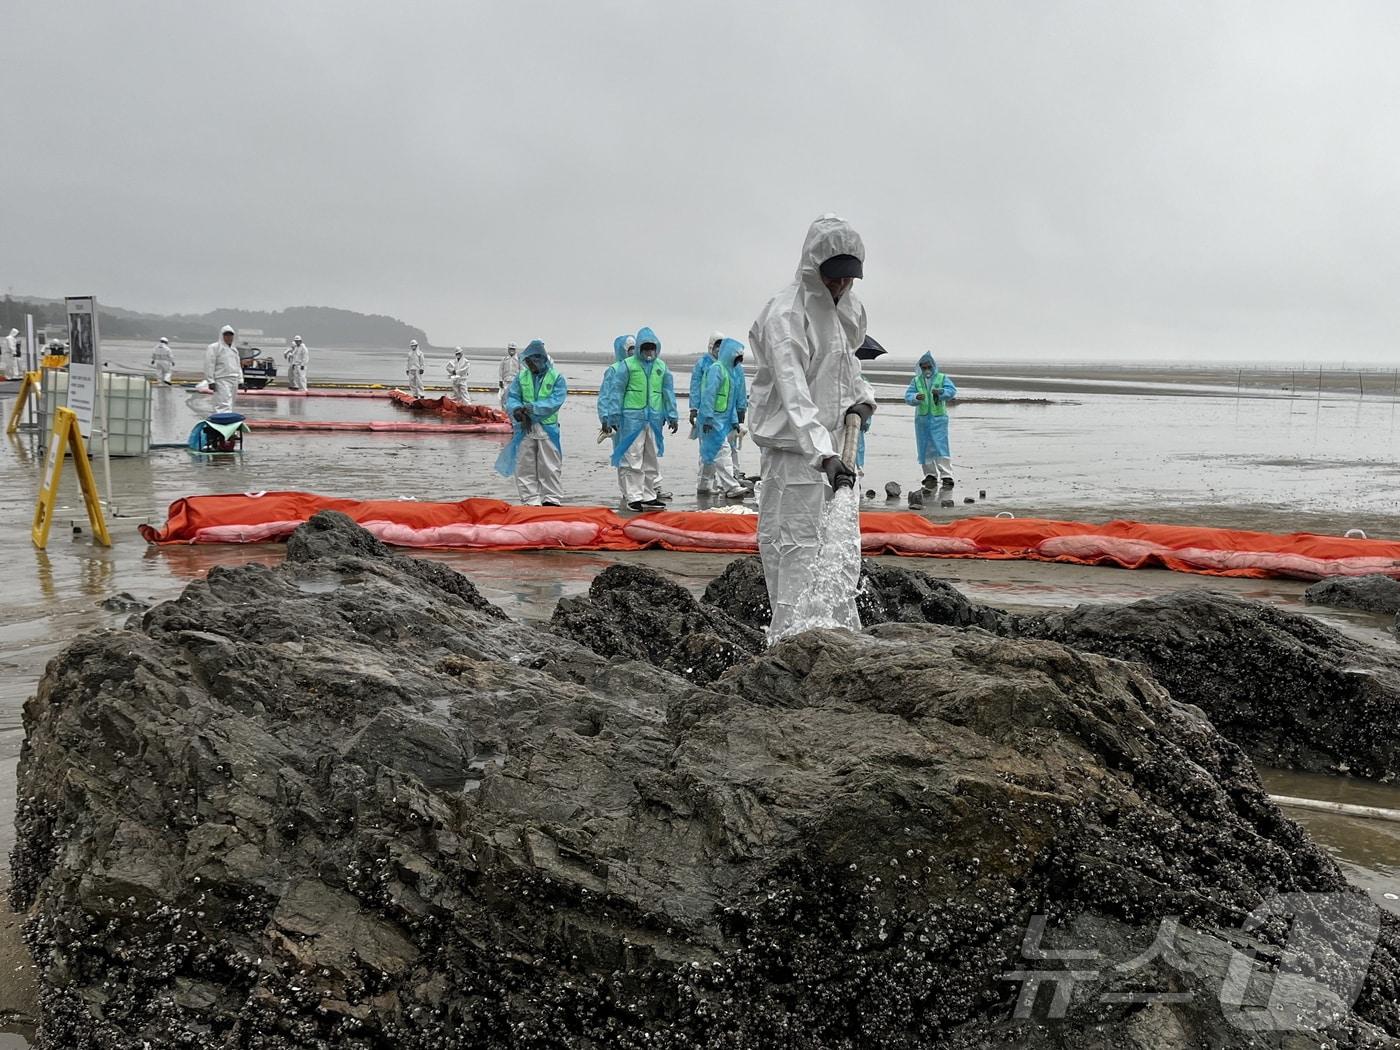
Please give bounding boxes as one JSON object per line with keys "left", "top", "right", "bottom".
{"left": 600, "top": 326, "right": 677, "bottom": 511}
{"left": 151, "top": 337, "right": 175, "bottom": 384}
{"left": 447, "top": 347, "right": 471, "bottom": 402}
{"left": 495, "top": 339, "right": 567, "bottom": 506}
{"left": 690, "top": 331, "right": 724, "bottom": 491}
{"left": 497, "top": 342, "right": 520, "bottom": 407}
{"left": 905, "top": 351, "right": 957, "bottom": 488}
{"left": 5, "top": 329, "right": 20, "bottom": 380}
{"left": 406, "top": 339, "right": 425, "bottom": 398}
{"left": 204, "top": 325, "right": 242, "bottom": 413}
{"left": 748, "top": 214, "right": 876, "bottom": 643}
{"left": 285, "top": 336, "right": 309, "bottom": 391}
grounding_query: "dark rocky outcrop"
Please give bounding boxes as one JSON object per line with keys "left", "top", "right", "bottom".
{"left": 1013, "top": 591, "right": 1400, "bottom": 780}
{"left": 702, "top": 559, "right": 1400, "bottom": 781}
{"left": 1305, "top": 574, "right": 1400, "bottom": 616}
{"left": 9, "top": 516, "right": 1400, "bottom": 1048}
{"left": 551, "top": 563, "right": 763, "bottom": 683}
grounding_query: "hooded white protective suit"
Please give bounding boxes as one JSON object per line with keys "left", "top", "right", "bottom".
{"left": 204, "top": 329, "right": 242, "bottom": 413}
{"left": 151, "top": 339, "right": 176, "bottom": 383}
{"left": 498, "top": 344, "right": 521, "bottom": 407}
{"left": 285, "top": 338, "right": 309, "bottom": 391}
{"left": 406, "top": 344, "right": 426, "bottom": 398}
{"left": 5, "top": 329, "right": 19, "bottom": 380}
{"left": 446, "top": 349, "right": 471, "bottom": 402}
{"left": 748, "top": 214, "right": 876, "bottom": 642}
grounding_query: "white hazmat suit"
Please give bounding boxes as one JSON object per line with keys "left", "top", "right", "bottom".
{"left": 748, "top": 214, "right": 875, "bottom": 643}
{"left": 406, "top": 342, "right": 425, "bottom": 398}
{"left": 5, "top": 329, "right": 19, "bottom": 380}
{"left": 498, "top": 343, "right": 520, "bottom": 407}
{"left": 151, "top": 339, "right": 175, "bottom": 383}
{"left": 447, "top": 349, "right": 471, "bottom": 402}
{"left": 204, "top": 327, "right": 243, "bottom": 413}
{"left": 285, "top": 337, "right": 309, "bottom": 390}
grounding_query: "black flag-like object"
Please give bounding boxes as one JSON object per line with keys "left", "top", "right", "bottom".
{"left": 855, "top": 335, "right": 887, "bottom": 361}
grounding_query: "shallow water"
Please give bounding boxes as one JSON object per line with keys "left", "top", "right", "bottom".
{"left": 3, "top": 359, "right": 1400, "bottom": 1040}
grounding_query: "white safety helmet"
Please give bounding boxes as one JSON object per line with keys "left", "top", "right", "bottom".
{"left": 159, "top": 337, "right": 169, "bottom": 344}
{"left": 293, "top": 335, "right": 302, "bottom": 343}
{"left": 410, "top": 339, "right": 419, "bottom": 348}
{"left": 507, "top": 342, "right": 518, "bottom": 352}
{"left": 454, "top": 346, "right": 464, "bottom": 354}
{"left": 220, "top": 325, "right": 235, "bottom": 335}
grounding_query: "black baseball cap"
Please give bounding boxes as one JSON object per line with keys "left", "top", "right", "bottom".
{"left": 819, "top": 254, "right": 863, "bottom": 280}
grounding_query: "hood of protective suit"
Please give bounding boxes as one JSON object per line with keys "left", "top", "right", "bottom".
{"left": 796, "top": 214, "right": 864, "bottom": 286}
{"left": 709, "top": 330, "right": 725, "bottom": 352}
{"left": 918, "top": 351, "right": 936, "bottom": 373}
{"left": 718, "top": 338, "right": 744, "bottom": 371}
{"left": 612, "top": 335, "right": 633, "bottom": 363}
{"left": 8, "top": 329, "right": 17, "bottom": 338}
{"left": 635, "top": 327, "right": 662, "bottom": 356}
{"left": 521, "top": 339, "right": 551, "bottom": 370}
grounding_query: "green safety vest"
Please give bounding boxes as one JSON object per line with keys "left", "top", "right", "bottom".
{"left": 519, "top": 367, "right": 560, "bottom": 424}
{"left": 916, "top": 372, "right": 948, "bottom": 417}
{"left": 622, "top": 356, "right": 667, "bottom": 411}
{"left": 713, "top": 367, "right": 732, "bottom": 413}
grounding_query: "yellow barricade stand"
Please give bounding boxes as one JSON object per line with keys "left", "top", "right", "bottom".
{"left": 5, "top": 370, "right": 41, "bottom": 435}
{"left": 32, "top": 406, "right": 112, "bottom": 549}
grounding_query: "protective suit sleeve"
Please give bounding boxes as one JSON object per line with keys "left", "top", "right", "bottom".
{"left": 597, "top": 363, "right": 622, "bottom": 427}
{"left": 688, "top": 357, "right": 709, "bottom": 404}
{"left": 535, "top": 373, "right": 568, "bottom": 418}
{"left": 698, "top": 366, "right": 722, "bottom": 427}
{"left": 941, "top": 375, "right": 958, "bottom": 400}
{"left": 204, "top": 345, "right": 216, "bottom": 383}
{"left": 766, "top": 330, "right": 838, "bottom": 464}
{"left": 662, "top": 368, "right": 678, "bottom": 423}
{"left": 734, "top": 369, "right": 748, "bottom": 414}
{"left": 903, "top": 376, "right": 921, "bottom": 405}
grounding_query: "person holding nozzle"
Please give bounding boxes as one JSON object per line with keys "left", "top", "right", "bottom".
{"left": 601, "top": 326, "right": 677, "bottom": 511}
{"left": 406, "top": 339, "right": 425, "bottom": 398}
{"left": 447, "top": 347, "right": 471, "bottom": 402}
{"left": 151, "top": 337, "right": 176, "bottom": 384}
{"left": 495, "top": 339, "right": 567, "bottom": 506}
{"left": 906, "top": 351, "right": 957, "bottom": 488}
{"left": 690, "top": 331, "right": 724, "bottom": 490}
{"left": 749, "top": 214, "right": 876, "bottom": 642}
{"left": 204, "top": 325, "right": 242, "bottom": 413}
{"left": 697, "top": 337, "right": 753, "bottom": 499}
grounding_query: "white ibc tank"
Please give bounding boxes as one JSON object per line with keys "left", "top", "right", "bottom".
{"left": 39, "top": 370, "right": 153, "bottom": 456}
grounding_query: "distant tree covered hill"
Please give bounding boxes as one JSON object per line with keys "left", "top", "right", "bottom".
{"left": 0, "top": 297, "right": 431, "bottom": 347}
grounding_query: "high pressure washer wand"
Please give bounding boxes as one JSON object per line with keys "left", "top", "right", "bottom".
{"left": 832, "top": 411, "right": 862, "bottom": 490}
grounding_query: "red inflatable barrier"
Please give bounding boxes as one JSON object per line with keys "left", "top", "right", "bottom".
{"left": 248, "top": 418, "right": 513, "bottom": 434}
{"left": 238, "top": 389, "right": 394, "bottom": 399}
{"left": 137, "top": 492, "right": 1400, "bottom": 582}
{"left": 389, "top": 390, "right": 511, "bottom": 424}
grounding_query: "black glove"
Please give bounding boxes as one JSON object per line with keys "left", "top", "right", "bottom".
{"left": 702, "top": 423, "right": 714, "bottom": 433}
{"left": 737, "top": 410, "right": 746, "bottom": 423}
{"left": 845, "top": 402, "right": 875, "bottom": 426}
{"left": 668, "top": 420, "right": 679, "bottom": 434}
{"left": 688, "top": 409, "right": 698, "bottom": 424}
{"left": 821, "top": 455, "right": 857, "bottom": 490}
{"left": 513, "top": 407, "right": 530, "bottom": 423}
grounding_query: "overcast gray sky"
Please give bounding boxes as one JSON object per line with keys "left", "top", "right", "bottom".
{"left": 6, "top": 1, "right": 1398, "bottom": 362}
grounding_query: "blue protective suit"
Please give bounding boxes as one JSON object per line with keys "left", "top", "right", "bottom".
{"left": 601, "top": 326, "right": 677, "bottom": 466}
{"left": 698, "top": 339, "right": 746, "bottom": 465}
{"left": 597, "top": 335, "right": 633, "bottom": 426}
{"left": 903, "top": 351, "right": 957, "bottom": 465}
{"left": 495, "top": 340, "right": 567, "bottom": 476}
